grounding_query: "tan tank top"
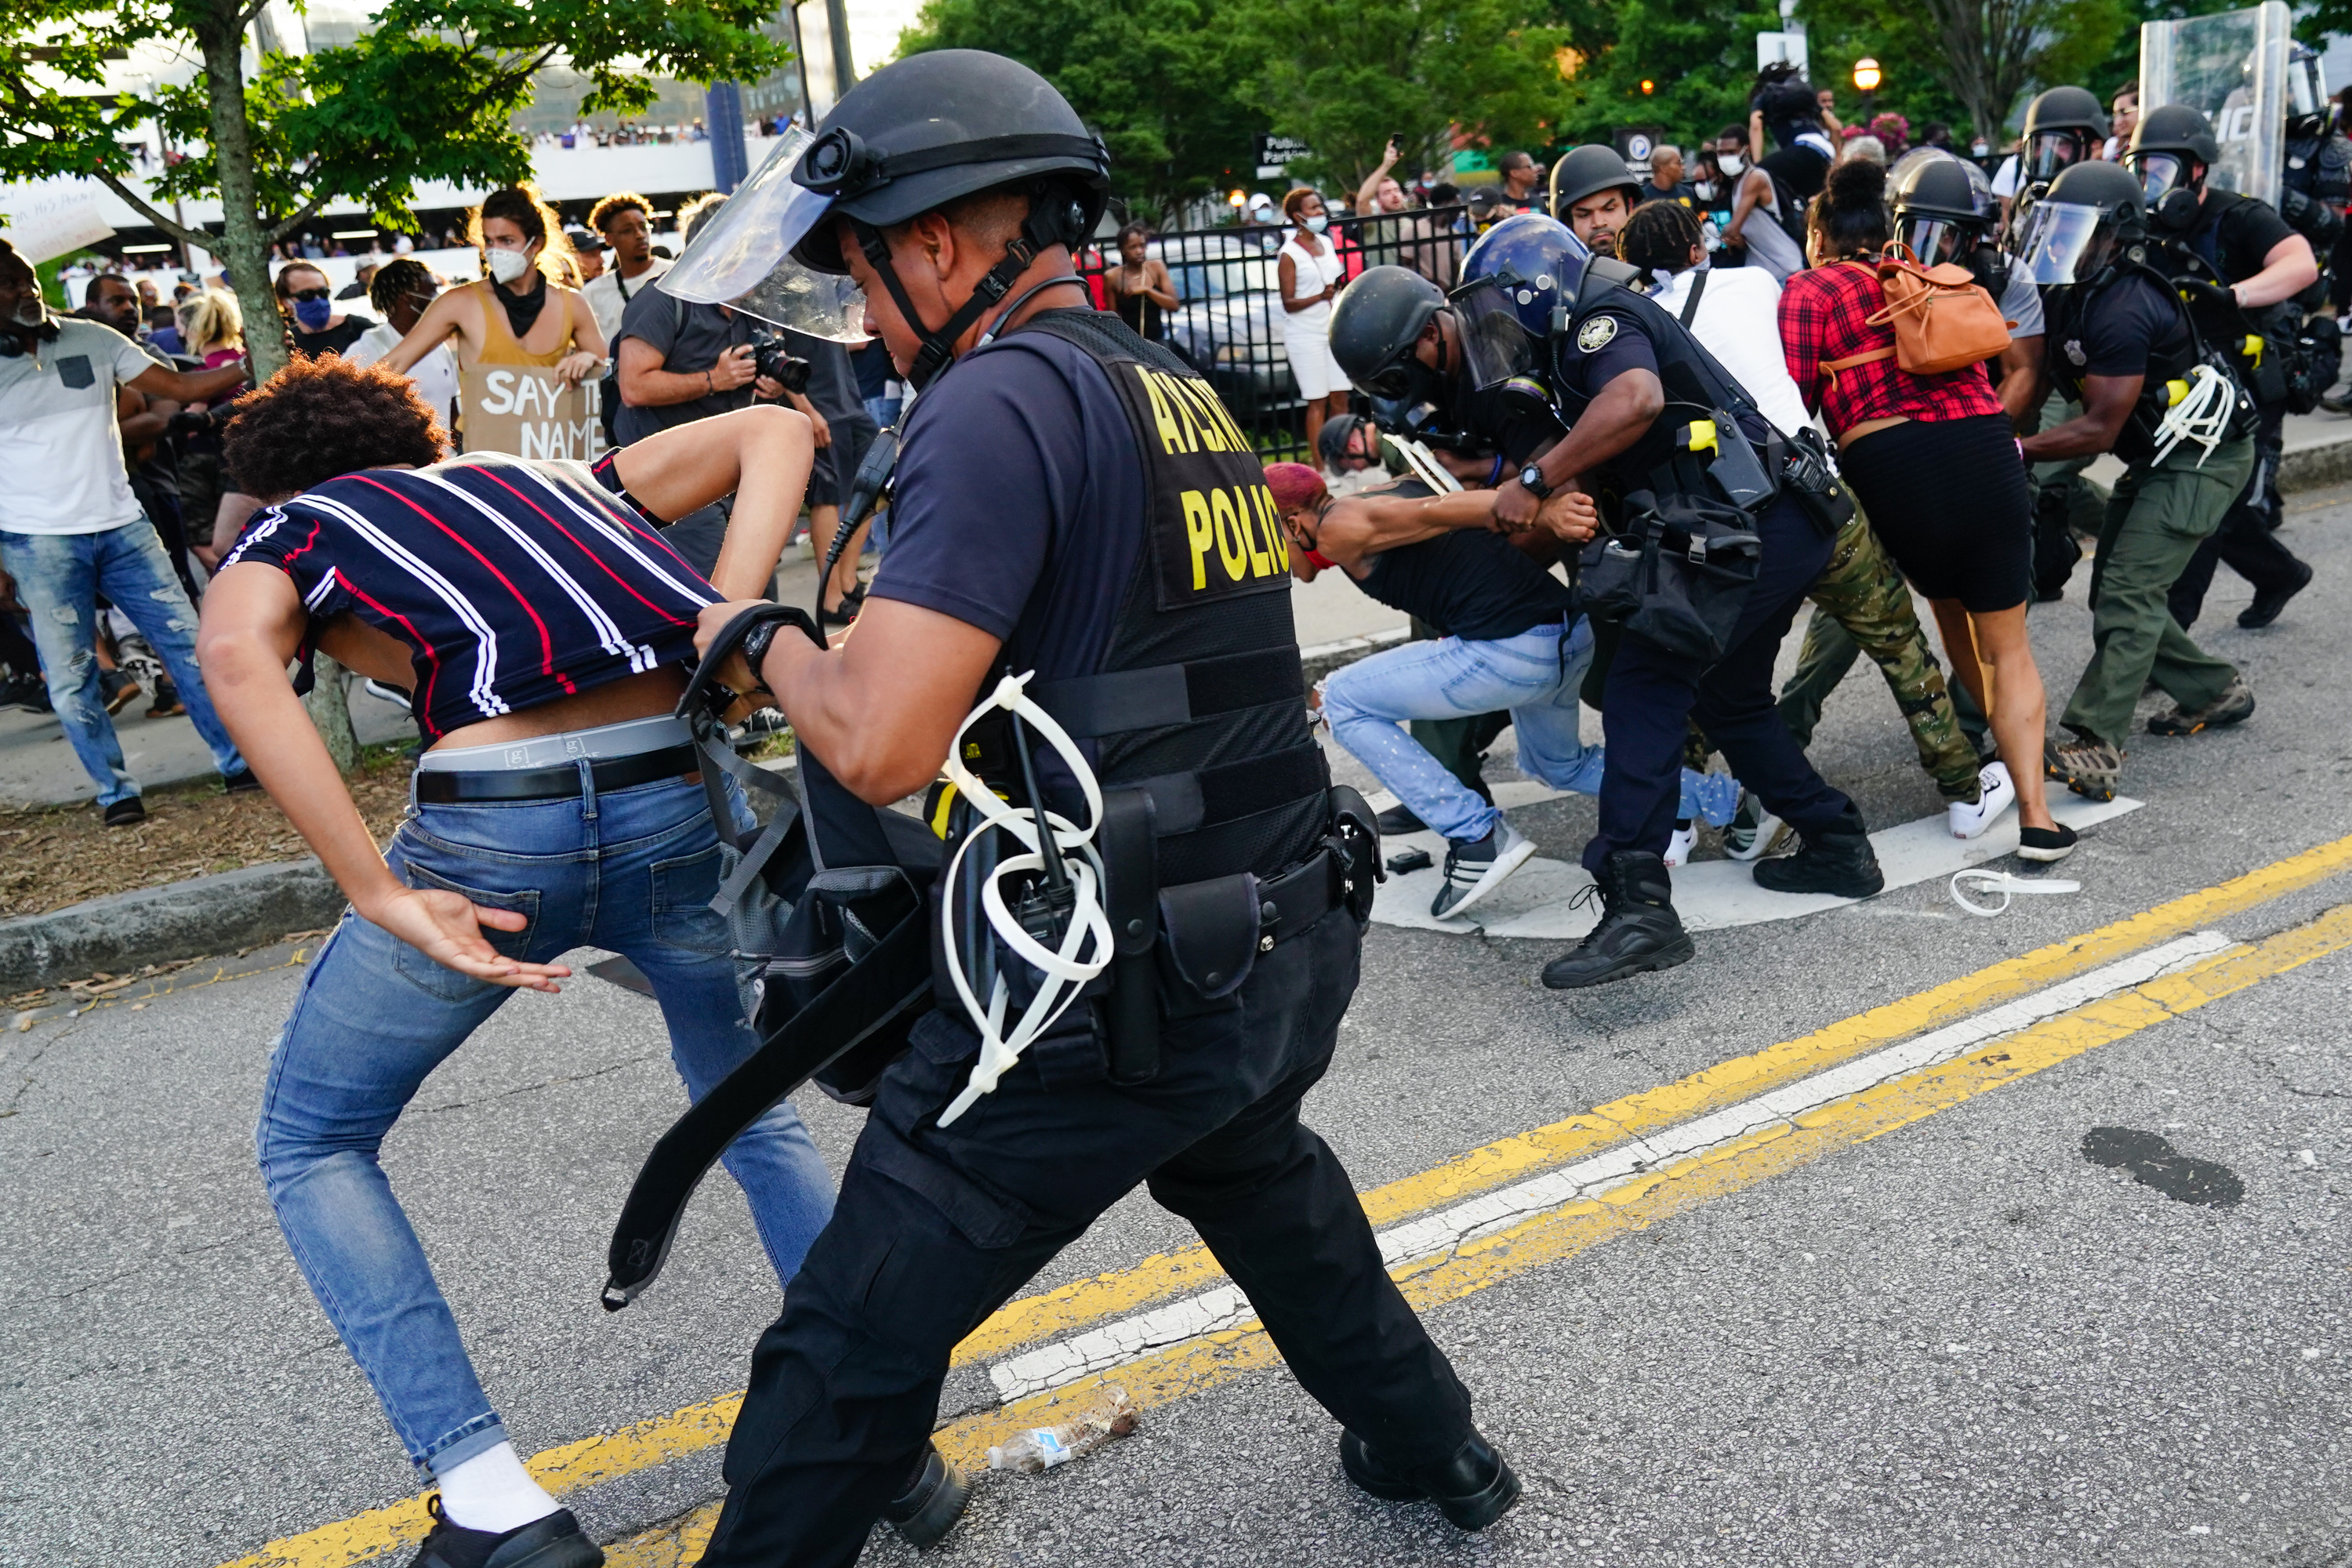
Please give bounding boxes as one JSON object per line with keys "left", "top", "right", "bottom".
{"left": 468, "top": 277, "right": 576, "bottom": 366}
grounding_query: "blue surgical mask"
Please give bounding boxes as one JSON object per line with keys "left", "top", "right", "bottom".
{"left": 1305, "top": 214, "right": 1329, "bottom": 234}
{"left": 292, "top": 296, "right": 333, "bottom": 332}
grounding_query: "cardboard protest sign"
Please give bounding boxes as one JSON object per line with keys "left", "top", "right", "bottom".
{"left": 459, "top": 366, "right": 607, "bottom": 461}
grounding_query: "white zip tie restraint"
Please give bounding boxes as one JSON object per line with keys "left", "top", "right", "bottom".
{"left": 2150, "top": 363, "right": 2234, "bottom": 469}
{"left": 1950, "top": 869, "right": 2082, "bottom": 918}
{"left": 1392, "top": 436, "right": 1465, "bottom": 494}
{"left": 935, "top": 671, "right": 1114, "bottom": 1126}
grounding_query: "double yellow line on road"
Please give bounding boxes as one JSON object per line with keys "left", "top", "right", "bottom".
{"left": 220, "top": 833, "right": 2352, "bottom": 1568}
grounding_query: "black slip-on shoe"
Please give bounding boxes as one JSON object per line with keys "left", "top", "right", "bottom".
{"left": 407, "top": 1497, "right": 602, "bottom": 1568}
{"left": 103, "top": 796, "right": 147, "bottom": 828}
{"left": 1375, "top": 802, "right": 1428, "bottom": 836}
{"left": 2237, "top": 561, "right": 2313, "bottom": 629}
{"left": 1341, "top": 1429, "right": 1522, "bottom": 1531}
{"left": 223, "top": 767, "right": 264, "bottom": 793}
{"left": 881, "top": 1443, "right": 970, "bottom": 1550}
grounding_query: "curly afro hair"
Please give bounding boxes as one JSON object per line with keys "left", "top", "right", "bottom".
{"left": 221, "top": 354, "right": 447, "bottom": 502}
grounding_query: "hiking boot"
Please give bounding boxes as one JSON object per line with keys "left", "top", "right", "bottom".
{"left": 881, "top": 1442, "right": 970, "bottom": 1550}
{"left": 1375, "top": 801, "right": 1428, "bottom": 836}
{"left": 1751, "top": 808, "right": 1884, "bottom": 898}
{"left": 2045, "top": 735, "right": 2123, "bottom": 801}
{"left": 2147, "top": 674, "right": 2255, "bottom": 736}
{"left": 1429, "top": 818, "right": 1535, "bottom": 920}
{"left": 2238, "top": 561, "right": 2314, "bottom": 628}
{"left": 405, "top": 1497, "right": 601, "bottom": 1568}
{"left": 1341, "top": 1429, "right": 1522, "bottom": 1531}
{"left": 1540, "top": 850, "right": 1694, "bottom": 989}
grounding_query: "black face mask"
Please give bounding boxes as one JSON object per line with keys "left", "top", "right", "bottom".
{"left": 2150, "top": 187, "right": 2201, "bottom": 234}
{"left": 1966, "top": 242, "right": 2012, "bottom": 299}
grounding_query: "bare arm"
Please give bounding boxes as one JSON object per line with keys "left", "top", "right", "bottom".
{"left": 2020, "top": 372, "right": 2140, "bottom": 462}
{"left": 1490, "top": 368, "right": 1664, "bottom": 528}
{"left": 1312, "top": 487, "right": 1519, "bottom": 568}
{"left": 2232, "top": 232, "right": 2320, "bottom": 309}
{"left": 127, "top": 360, "right": 245, "bottom": 405}
{"left": 195, "top": 564, "right": 570, "bottom": 989}
{"left": 1142, "top": 260, "right": 1180, "bottom": 310}
{"left": 553, "top": 290, "right": 604, "bottom": 386}
{"left": 1998, "top": 335, "right": 2044, "bottom": 431}
{"left": 1748, "top": 111, "right": 1765, "bottom": 164}
{"left": 702, "top": 594, "right": 1004, "bottom": 805}
{"left": 198, "top": 491, "right": 263, "bottom": 574}
{"left": 118, "top": 384, "right": 173, "bottom": 448}
{"left": 381, "top": 288, "right": 474, "bottom": 375}
{"left": 607, "top": 404, "right": 816, "bottom": 599}
{"left": 1723, "top": 167, "right": 1769, "bottom": 246}
{"left": 618, "top": 337, "right": 757, "bottom": 408}
{"left": 1356, "top": 140, "right": 1401, "bottom": 216}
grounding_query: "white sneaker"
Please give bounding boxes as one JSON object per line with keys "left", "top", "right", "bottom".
{"left": 1664, "top": 820, "right": 1697, "bottom": 868}
{"left": 1429, "top": 819, "right": 1537, "bottom": 920}
{"left": 1947, "top": 760, "right": 2017, "bottom": 840}
{"left": 1723, "top": 791, "right": 1788, "bottom": 862}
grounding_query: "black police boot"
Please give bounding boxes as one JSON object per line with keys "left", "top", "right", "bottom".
{"left": 1539, "top": 850, "right": 1693, "bottom": 990}
{"left": 406, "top": 1497, "right": 601, "bottom": 1568}
{"left": 881, "top": 1442, "right": 970, "bottom": 1550}
{"left": 1750, "top": 806, "right": 1884, "bottom": 898}
{"left": 1341, "top": 1428, "right": 1521, "bottom": 1530}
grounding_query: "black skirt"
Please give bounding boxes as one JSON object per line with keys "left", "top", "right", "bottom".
{"left": 1837, "top": 412, "right": 2034, "bottom": 613}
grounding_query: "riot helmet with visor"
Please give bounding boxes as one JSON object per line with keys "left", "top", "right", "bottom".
{"left": 2016, "top": 159, "right": 2147, "bottom": 287}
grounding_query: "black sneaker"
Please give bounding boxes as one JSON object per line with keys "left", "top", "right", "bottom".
{"left": 1541, "top": 850, "right": 1694, "bottom": 989}
{"left": 881, "top": 1442, "right": 970, "bottom": 1550}
{"left": 1750, "top": 808, "right": 1884, "bottom": 898}
{"left": 2147, "top": 673, "right": 2254, "bottom": 736}
{"left": 103, "top": 796, "right": 147, "bottom": 828}
{"left": 1375, "top": 801, "right": 1427, "bottom": 836}
{"left": 2238, "top": 561, "right": 2314, "bottom": 629}
{"left": 1340, "top": 1429, "right": 1521, "bottom": 1531}
{"left": 223, "top": 768, "right": 264, "bottom": 793}
{"left": 407, "top": 1496, "right": 602, "bottom": 1568}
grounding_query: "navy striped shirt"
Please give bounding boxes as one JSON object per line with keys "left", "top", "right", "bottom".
{"left": 223, "top": 452, "right": 716, "bottom": 740}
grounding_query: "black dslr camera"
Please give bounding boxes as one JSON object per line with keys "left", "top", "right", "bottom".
{"left": 747, "top": 328, "right": 814, "bottom": 394}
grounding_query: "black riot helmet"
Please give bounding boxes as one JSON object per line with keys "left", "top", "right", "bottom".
{"left": 1889, "top": 147, "right": 2008, "bottom": 293}
{"left": 2017, "top": 158, "right": 2147, "bottom": 289}
{"left": 2288, "top": 43, "right": 2332, "bottom": 140}
{"left": 1548, "top": 143, "right": 1642, "bottom": 219}
{"left": 2021, "top": 86, "right": 2110, "bottom": 182}
{"left": 1330, "top": 265, "right": 1450, "bottom": 399}
{"left": 2129, "top": 103, "right": 2220, "bottom": 234}
{"left": 687, "top": 49, "right": 1109, "bottom": 390}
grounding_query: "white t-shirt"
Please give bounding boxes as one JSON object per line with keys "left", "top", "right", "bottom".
{"left": 1647, "top": 267, "right": 1811, "bottom": 438}
{"left": 0, "top": 318, "right": 154, "bottom": 535}
{"left": 583, "top": 256, "right": 670, "bottom": 348}
{"left": 1991, "top": 154, "right": 2022, "bottom": 199}
{"left": 347, "top": 321, "right": 461, "bottom": 425}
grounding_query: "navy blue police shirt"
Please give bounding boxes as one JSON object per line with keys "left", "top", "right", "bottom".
{"left": 865, "top": 318, "right": 1145, "bottom": 693}
{"left": 1553, "top": 299, "right": 1774, "bottom": 491}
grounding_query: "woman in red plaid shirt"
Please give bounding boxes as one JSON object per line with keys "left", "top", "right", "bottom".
{"left": 1777, "top": 160, "right": 2074, "bottom": 862}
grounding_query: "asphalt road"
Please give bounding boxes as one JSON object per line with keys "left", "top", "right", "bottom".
{"left": 5, "top": 484, "right": 2351, "bottom": 1568}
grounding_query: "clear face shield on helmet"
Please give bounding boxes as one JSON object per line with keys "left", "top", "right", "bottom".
{"left": 2027, "top": 129, "right": 2088, "bottom": 182}
{"left": 2132, "top": 151, "right": 2194, "bottom": 208}
{"left": 1900, "top": 216, "right": 1972, "bottom": 267}
{"left": 657, "top": 125, "right": 870, "bottom": 341}
{"left": 1448, "top": 277, "right": 1542, "bottom": 390}
{"left": 2291, "top": 50, "right": 2328, "bottom": 123}
{"left": 2015, "top": 201, "right": 2118, "bottom": 285}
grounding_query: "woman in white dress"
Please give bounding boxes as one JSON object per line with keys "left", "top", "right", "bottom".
{"left": 1276, "top": 188, "right": 1352, "bottom": 453}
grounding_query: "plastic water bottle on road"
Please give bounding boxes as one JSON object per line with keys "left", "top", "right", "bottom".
{"left": 985, "top": 1385, "right": 1138, "bottom": 1473}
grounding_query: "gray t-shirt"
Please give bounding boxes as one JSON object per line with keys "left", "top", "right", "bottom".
{"left": 781, "top": 328, "right": 859, "bottom": 419}
{"left": 612, "top": 289, "right": 754, "bottom": 445}
{"left": 2001, "top": 267, "right": 2044, "bottom": 339}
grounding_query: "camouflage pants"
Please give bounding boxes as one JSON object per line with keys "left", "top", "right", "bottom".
{"left": 1773, "top": 504, "right": 1985, "bottom": 803}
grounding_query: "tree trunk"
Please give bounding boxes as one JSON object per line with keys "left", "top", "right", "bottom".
{"left": 198, "top": 2, "right": 287, "bottom": 387}
{"left": 305, "top": 655, "right": 362, "bottom": 774}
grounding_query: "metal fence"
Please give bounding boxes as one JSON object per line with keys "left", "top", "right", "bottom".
{"left": 1075, "top": 205, "right": 1475, "bottom": 463}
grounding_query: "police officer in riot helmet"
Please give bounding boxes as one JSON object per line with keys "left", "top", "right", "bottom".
{"left": 682, "top": 49, "right": 1519, "bottom": 1563}
{"left": 1889, "top": 147, "right": 2047, "bottom": 426}
{"left": 2281, "top": 42, "right": 2350, "bottom": 257}
{"left": 2128, "top": 102, "right": 2323, "bottom": 630}
{"left": 1549, "top": 143, "right": 1645, "bottom": 256}
{"left": 2015, "top": 158, "right": 2259, "bottom": 804}
{"left": 2009, "top": 86, "right": 2109, "bottom": 234}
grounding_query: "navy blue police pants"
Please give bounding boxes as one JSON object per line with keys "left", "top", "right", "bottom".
{"left": 1584, "top": 492, "right": 1860, "bottom": 874}
{"left": 694, "top": 904, "right": 1476, "bottom": 1568}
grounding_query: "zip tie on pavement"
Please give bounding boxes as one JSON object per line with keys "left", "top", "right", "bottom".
{"left": 1951, "top": 869, "right": 2082, "bottom": 918}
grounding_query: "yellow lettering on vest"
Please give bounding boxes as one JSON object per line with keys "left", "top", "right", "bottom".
{"left": 1236, "top": 485, "right": 1270, "bottom": 575}
{"left": 1253, "top": 485, "right": 1290, "bottom": 572}
{"left": 1160, "top": 371, "right": 1206, "bottom": 453}
{"left": 1138, "top": 368, "right": 1183, "bottom": 456}
{"left": 1206, "top": 381, "right": 1252, "bottom": 451}
{"left": 1209, "top": 487, "right": 1248, "bottom": 584}
{"left": 1182, "top": 490, "right": 1215, "bottom": 590}
{"left": 1171, "top": 376, "right": 1229, "bottom": 452}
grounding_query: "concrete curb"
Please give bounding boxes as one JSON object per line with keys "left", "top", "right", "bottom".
{"left": 0, "top": 858, "right": 347, "bottom": 991}
{"left": 2281, "top": 436, "right": 2352, "bottom": 495}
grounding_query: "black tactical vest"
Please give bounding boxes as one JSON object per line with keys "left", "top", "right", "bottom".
{"left": 997, "top": 310, "right": 1331, "bottom": 886}
{"left": 2046, "top": 261, "right": 2238, "bottom": 466}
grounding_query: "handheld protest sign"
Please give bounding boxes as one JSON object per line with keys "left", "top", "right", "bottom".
{"left": 458, "top": 366, "right": 608, "bottom": 459}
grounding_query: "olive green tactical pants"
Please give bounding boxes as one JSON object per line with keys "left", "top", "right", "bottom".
{"left": 2060, "top": 437, "right": 2252, "bottom": 750}
{"left": 1772, "top": 505, "right": 1984, "bottom": 802}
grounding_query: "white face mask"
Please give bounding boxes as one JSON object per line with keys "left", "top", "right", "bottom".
{"left": 1305, "top": 214, "right": 1329, "bottom": 234}
{"left": 1718, "top": 152, "right": 1744, "bottom": 175}
{"left": 485, "top": 247, "right": 533, "bottom": 284}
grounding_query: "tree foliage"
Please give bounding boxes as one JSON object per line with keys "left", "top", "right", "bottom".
{"left": 1548, "top": 0, "right": 1780, "bottom": 150}
{"left": 898, "top": 0, "right": 1259, "bottom": 223}
{"left": 1803, "top": 0, "right": 2128, "bottom": 140}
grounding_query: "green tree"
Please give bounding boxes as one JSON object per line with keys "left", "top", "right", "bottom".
{"left": 1548, "top": 0, "right": 1780, "bottom": 151}
{"left": 1803, "top": 0, "right": 2129, "bottom": 140}
{"left": 1230, "top": 0, "right": 1570, "bottom": 194}
{"left": 898, "top": 0, "right": 1259, "bottom": 222}
{"left": 1, "top": 0, "right": 788, "bottom": 386}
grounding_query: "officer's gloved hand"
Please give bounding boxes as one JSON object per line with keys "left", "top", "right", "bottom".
{"left": 2176, "top": 277, "right": 2238, "bottom": 314}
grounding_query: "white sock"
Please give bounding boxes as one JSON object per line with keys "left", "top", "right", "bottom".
{"left": 434, "top": 1442, "right": 560, "bottom": 1534}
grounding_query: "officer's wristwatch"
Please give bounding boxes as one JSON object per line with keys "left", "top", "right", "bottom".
{"left": 1516, "top": 464, "right": 1553, "bottom": 499}
{"left": 736, "top": 617, "right": 785, "bottom": 695}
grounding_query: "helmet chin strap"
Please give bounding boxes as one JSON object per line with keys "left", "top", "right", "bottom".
{"left": 853, "top": 190, "right": 1082, "bottom": 392}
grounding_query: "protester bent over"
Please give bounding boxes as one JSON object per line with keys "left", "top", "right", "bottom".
{"left": 2020, "top": 160, "right": 2256, "bottom": 802}
{"left": 1779, "top": 161, "right": 2074, "bottom": 861}
{"left": 1616, "top": 199, "right": 1995, "bottom": 858}
{"left": 0, "top": 238, "right": 252, "bottom": 825}
{"left": 199, "top": 358, "right": 826, "bottom": 1568}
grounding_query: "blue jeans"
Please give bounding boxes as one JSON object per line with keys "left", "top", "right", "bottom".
{"left": 0, "top": 519, "right": 243, "bottom": 804}
{"left": 256, "top": 775, "right": 836, "bottom": 1475}
{"left": 1324, "top": 619, "right": 1733, "bottom": 844}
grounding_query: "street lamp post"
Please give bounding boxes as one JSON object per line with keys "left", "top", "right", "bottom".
{"left": 1853, "top": 58, "right": 1881, "bottom": 127}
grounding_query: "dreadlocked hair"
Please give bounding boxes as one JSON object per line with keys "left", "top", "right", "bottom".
{"left": 1617, "top": 200, "right": 1706, "bottom": 275}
